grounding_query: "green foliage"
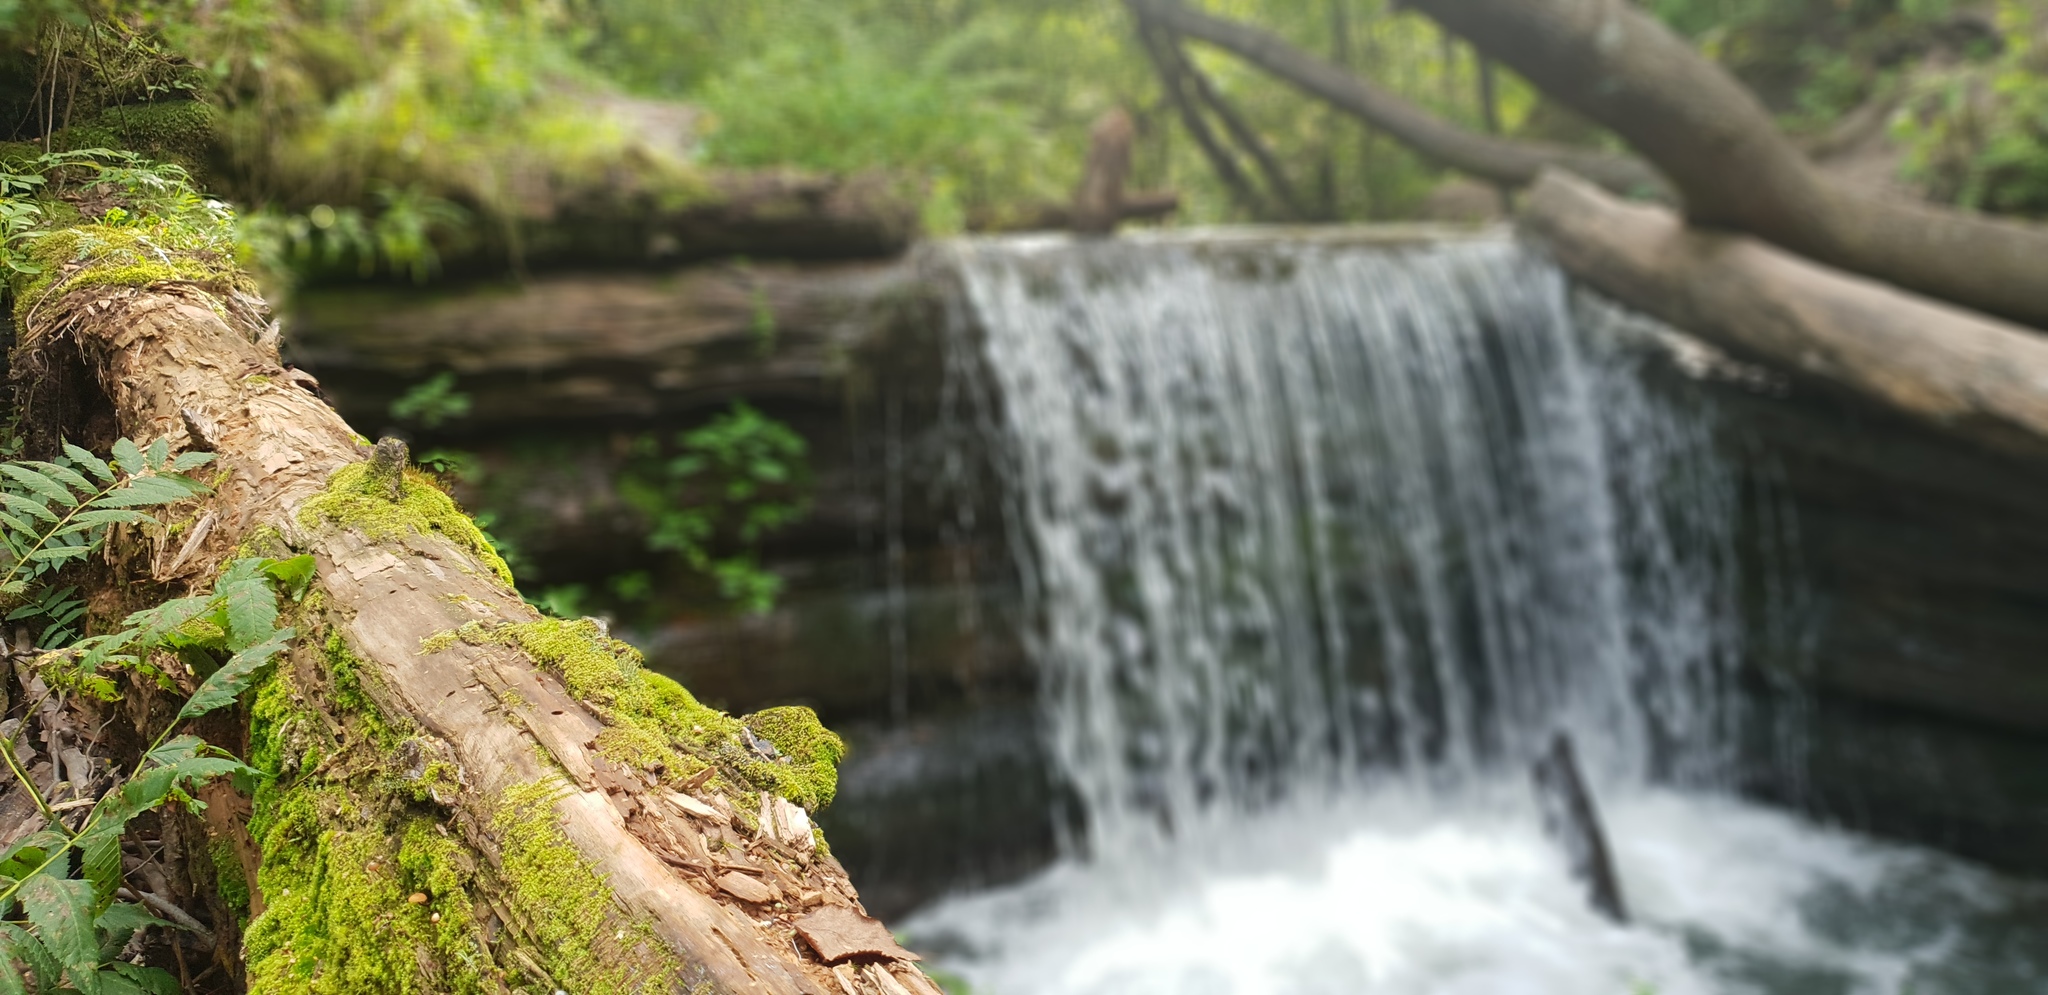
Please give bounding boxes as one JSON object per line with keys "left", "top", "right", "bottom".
{"left": 1894, "top": 1, "right": 2048, "bottom": 216}
{"left": 237, "top": 184, "right": 468, "bottom": 286}
{"left": 0, "top": 546, "right": 302, "bottom": 994}
{"left": 0, "top": 147, "right": 237, "bottom": 310}
{"left": 388, "top": 372, "right": 473, "bottom": 429}
{"left": 0, "top": 438, "right": 213, "bottom": 646}
{"left": 622, "top": 403, "right": 808, "bottom": 615}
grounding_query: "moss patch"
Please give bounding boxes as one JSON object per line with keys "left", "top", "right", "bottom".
{"left": 447, "top": 617, "right": 845, "bottom": 811}
{"left": 10, "top": 222, "right": 250, "bottom": 321}
{"left": 0, "top": 101, "right": 218, "bottom": 179}
{"left": 493, "top": 779, "right": 681, "bottom": 992}
{"left": 297, "top": 462, "right": 515, "bottom": 586}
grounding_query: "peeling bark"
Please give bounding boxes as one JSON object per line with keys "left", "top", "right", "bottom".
{"left": 14, "top": 277, "right": 933, "bottom": 993}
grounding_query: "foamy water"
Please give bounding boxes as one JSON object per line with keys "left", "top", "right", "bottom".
{"left": 903, "top": 786, "right": 2048, "bottom": 995}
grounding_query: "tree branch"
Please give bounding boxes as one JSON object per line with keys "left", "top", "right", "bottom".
{"left": 1124, "top": 0, "right": 1667, "bottom": 199}
{"left": 1406, "top": 0, "right": 2048, "bottom": 330}
{"left": 1137, "top": 20, "right": 1274, "bottom": 218}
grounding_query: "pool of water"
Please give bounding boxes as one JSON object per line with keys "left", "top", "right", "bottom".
{"left": 904, "top": 785, "right": 2048, "bottom": 995}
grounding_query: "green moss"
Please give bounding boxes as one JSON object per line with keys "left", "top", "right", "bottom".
{"left": 298, "top": 462, "right": 515, "bottom": 586}
{"left": 741, "top": 706, "right": 846, "bottom": 812}
{"left": 0, "top": 101, "right": 219, "bottom": 178}
{"left": 10, "top": 223, "right": 249, "bottom": 321}
{"left": 493, "top": 779, "right": 681, "bottom": 992}
{"left": 244, "top": 805, "right": 493, "bottom": 995}
{"left": 210, "top": 838, "right": 250, "bottom": 915}
{"left": 417, "top": 629, "right": 461, "bottom": 655}
{"left": 451, "top": 617, "right": 845, "bottom": 811}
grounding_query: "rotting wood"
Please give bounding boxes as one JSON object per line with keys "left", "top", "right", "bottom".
{"left": 13, "top": 273, "right": 947, "bottom": 992}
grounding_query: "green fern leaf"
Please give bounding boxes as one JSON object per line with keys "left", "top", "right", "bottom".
{"left": 167, "top": 452, "right": 214, "bottom": 472}
{"left": 217, "top": 560, "right": 278, "bottom": 650}
{"left": 28, "top": 547, "right": 92, "bottom": 564}
{"left": 90, "top": 476, "right": 198, "bottom": 508}
{"left": 23, "top": 462, "right": 93, "bottom": 496}
{"left": 20, "top": 875, "right": 98, "bottom": 994}
{"left": 61, "top": 444, "right": 114, "bottom": 484}
{"left": 0, "top": 510, "right": 38, "bottom": 537}
{"left": 76, "top": 825, "right": 120, "bottom": 905}
{"left": 144, "top": 438, "right": 169, "bottom": 472}
{"left": 109, "top": 439, "right": 143, "bottom": 474}
{"left": 104, "top": 962, "right": 178, "bottom": 995}
{"left": 0, "top": 928, "right": 26, "bottom": 995}
{"left": 0, "top": 465, "right": 79, "bottom": 509}
{"left": 177, "top": 628, "right": 293, "bottom": 721}
{"left": 0, "top": 923, "right": 51, "bottom": 995}
{"left": 0, "top": 494, "right": 55, "bottom": 524}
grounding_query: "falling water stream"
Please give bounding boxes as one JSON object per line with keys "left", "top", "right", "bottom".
{"left": 901, "top": 232, "right": 2048, "bottom": 994}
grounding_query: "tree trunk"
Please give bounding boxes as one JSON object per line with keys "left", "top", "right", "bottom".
{"left": 1406, "top": 0, "right": 2048, "bottom": 330}
{"left": 1123, "top": 0, "right": 1666, "bottom": 198}
{"left": 14, "top": 272, "right": 939, "bottom": 992}
{"left": 1521, "top": 170, "right": 2048, "bottom": 458}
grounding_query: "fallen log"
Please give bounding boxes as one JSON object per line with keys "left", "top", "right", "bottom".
{"left": 1405, "top": 0, "right": 2048, "bottom": 331}
{"left": 1520, "top": 170, "right": 2048, "bottom": 458}
{"left": 13, "top": 236, "right": 933, "bottom": 990}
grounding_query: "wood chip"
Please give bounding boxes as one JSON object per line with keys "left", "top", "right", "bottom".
{"left": 892, "top": 966, "right": 948, "bottom": 995}
{"left": 864, "top": 963, "right": 915, "bottom": 995}
{"left": 714, "top": 871, "right": 776, "bottom": 905}
{"left": 665, "top": 790, "right": 721, "bottom": 820}
{"left": 830, "top": 964, "right": 861, "bottom": 995}
{"left": 794, "top": 906, "right": 920, "bottom": 964}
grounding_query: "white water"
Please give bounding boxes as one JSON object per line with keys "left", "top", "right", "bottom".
{"left": 913, "top": 232, "right": 2047, "bottom": 993}
{"left": 907, "top": 786, "right": 2048, "bottom": 995}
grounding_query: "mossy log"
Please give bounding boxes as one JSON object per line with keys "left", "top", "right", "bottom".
{"left": 9, "top": 249, "right": 937, "bottom": 991}
{"left": 1521, "top": 171, "right": 2048, "bottom": 458}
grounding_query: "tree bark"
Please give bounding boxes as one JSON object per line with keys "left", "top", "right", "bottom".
{"left": 1405, "top": 0, "right": 2048, "bottom": 330}
{"left": 16, "top": 274, "right": 937, "bottom": 992}
{"left": 1521, "top": 170, "right": 2048, "bottom": 458}
{"left": 1123, "top": 0, "right": 1667, "bottom": 198}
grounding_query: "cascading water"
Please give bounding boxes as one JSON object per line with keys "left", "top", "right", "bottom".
{"left": 903, "top": 232, "right": 2048, "bottom": 994}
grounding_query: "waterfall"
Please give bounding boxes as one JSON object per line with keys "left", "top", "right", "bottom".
{"left": 944, "top": 232, "right": 1743, "bottom": 858}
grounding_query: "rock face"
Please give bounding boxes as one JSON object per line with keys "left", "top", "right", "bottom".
{"left": 287, "top": 230, "right": 2048, "bottom": 912}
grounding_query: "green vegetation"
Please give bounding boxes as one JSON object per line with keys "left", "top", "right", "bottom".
{"left": 0, "top": 436, "right": 305, "bottom": 992}
{"left": 621, "top": 402, "right": 809, "bottom": 615}
{"left": 430, "top": 616, "right": 845, "bottom": 810}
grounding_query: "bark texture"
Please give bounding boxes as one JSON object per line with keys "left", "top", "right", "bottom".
{"left": 16, "top": 275, "right": 937, "bottom": 993}
{"left": 1406, "top": 0, "right": 2048, "bottom": 329}
{"left": 1522, "top": 171, "right": 2048, "bottom": 457}
{"left": 1124, "top": 0, "right": 1666, "bottom": 198}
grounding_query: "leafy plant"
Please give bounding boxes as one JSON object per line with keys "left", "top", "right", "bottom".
{"left": 388, "top": 372, "right": 473, "bottom": 429}
{"left": 0, "top": 551, "right": 304, "bottom": 994}
{"left": 0, "top": 435, "right": 302, "bottom": 992}
{"left": 621, "top": 403, "right": 808, "bottom": 614}
{"left": 0, "top": 438, "right": 214, "bottom": 646}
